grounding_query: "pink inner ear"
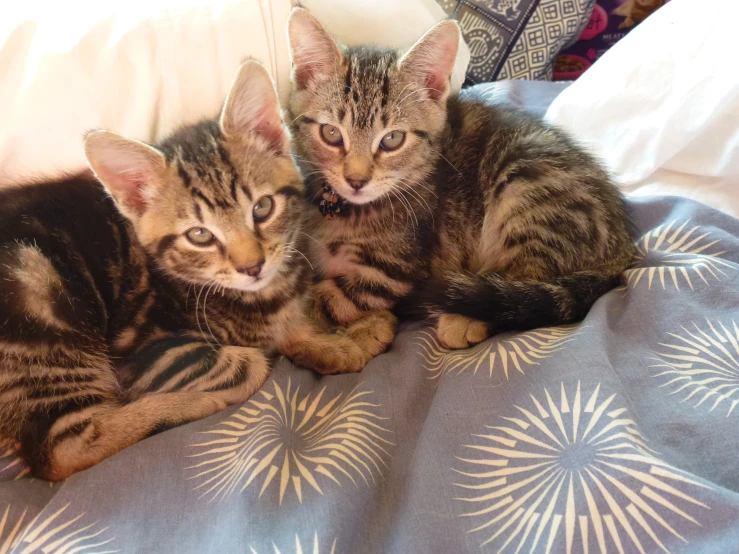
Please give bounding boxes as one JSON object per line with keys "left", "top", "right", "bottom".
{"left": 291, "top": 34, "right": 337, "bottom": 90}
{"left": 409, "top": 33, "right": 458, "bottom": 101}
{"left": 426, "top": 47, "right": 457, "bottom": 100}
{"left": 294, "top": 63, "right": 315, "bottom": 90}
{"left": 425, "top": 71, "right": 449, "bottom": 101}
{"left": 254, "top": 107, "right": 286, "bottom": 154}
{"left": 108, "top": 171, "right": 150, "bottom": 214}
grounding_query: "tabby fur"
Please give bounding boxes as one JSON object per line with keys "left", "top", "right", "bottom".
{"left": 287, "top": 9, "right": 634, "bottom": 349}
{"left": 0, "top": 61, "right": 394, "bottom": 481}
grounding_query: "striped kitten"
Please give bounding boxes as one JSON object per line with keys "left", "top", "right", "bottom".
{"left": 0, "top": 61, "right": 394, "bottom": 481}
{"left": 287, "top": 9, "right": 634, "bottom": 349}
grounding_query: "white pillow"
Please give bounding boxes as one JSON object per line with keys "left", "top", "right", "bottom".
{"left": 0, "top": 0, "right": 470, "bottom": 183}
{"left": 545, "top": 0, "right": 739, "bottom": 214}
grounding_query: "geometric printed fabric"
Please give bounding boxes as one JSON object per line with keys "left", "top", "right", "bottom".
{"left": 437, "top": 0, "right": 595, "bottom": 82}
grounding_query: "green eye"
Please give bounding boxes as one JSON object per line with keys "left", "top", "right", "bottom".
{"left": 380, "top": 130, "right": 406, "bottom": 151}
{"left": 185, "top": 227, "right": 215, "bottom": 246}
{"left": 320, "top": 124, "right": 343, "bottom": 146}
{"left": 253, "top": 196, "right": 274, "bottom": 221}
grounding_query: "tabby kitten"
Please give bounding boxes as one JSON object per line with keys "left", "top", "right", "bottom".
{"left": 0, "top": 61, "right": 394, "bottom": 481}
{"left": 287, "top": 9, "right": 634, "bottom": 349}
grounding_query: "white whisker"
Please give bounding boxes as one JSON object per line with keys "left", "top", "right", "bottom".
{"left": 298, "top": 231, "right": 329, "bottom": 252}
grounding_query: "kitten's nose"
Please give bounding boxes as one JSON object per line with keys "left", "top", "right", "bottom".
{"left": 236, "top": 259, "right": 264, "bottom": 277}
{"left": 347, "top": 178, "right": 368, "bottom": 190}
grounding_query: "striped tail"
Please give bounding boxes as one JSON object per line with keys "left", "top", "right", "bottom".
{"left": 420, "top": 269, "right": 624, "bottom": 333}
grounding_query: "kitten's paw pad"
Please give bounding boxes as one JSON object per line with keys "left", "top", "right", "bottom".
{"left": 232, "top": 347, "right": 271, "bottom": 389}
{"left": 465, "top": 319, "right": 490, "bottom": 346}
{"left": 436, "top": 314, "right": 488, "bottom": 350}
{"left": 315, "top": 349, "right": 365, "bottom": 376}
{"left": 201, "top": 395, "right": 229, "bottom": 414}
{"left": 177, "top": 395, "right": 230, "bottom": 423}
{"left": 349, "top": 310, "right": 398, "bottom": 356}
{"left": 201, "top": 346, "right": 271, "bottom": 403}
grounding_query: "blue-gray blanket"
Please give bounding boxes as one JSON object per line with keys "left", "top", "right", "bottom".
{"left": 2, "top": 84, "right": 739, "bottom": 554}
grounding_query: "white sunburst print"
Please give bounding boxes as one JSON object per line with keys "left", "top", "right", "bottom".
{"left": 186, "top": 379, "right": 393, "bottom": 504}
{"left": 625, "top": 219, "right": 735, "bottom": 291}
{"left": 454, "top": 382, "right": 711, "bottom": 553}
{"left": 651, "top": 319, "right": 739, "bottom": 417}
{"left": 0, "top": 441, "right": 27, "bottom": 481}
{"left": 249, "top": 533, "right": 336, "bottom": 554}
{"left": 0, "top": 503, "right": 118, "bottom": 554}
{"left": 417, "top": 325, "right": 580, "bottom": 380}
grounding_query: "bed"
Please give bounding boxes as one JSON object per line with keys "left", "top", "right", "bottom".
{"left": 2, "top": 1, "right": 739, "bottom": 553}
{"left": 2, "top": 75, "right": 739, "bottom": 553}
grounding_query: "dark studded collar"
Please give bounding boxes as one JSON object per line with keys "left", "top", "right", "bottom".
{"left": 318, "top": 185, "right": 349, "bottom": 220}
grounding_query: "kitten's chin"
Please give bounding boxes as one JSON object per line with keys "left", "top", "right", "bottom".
{"left": 330, "top": 183, "right": 383, "bottom": 205}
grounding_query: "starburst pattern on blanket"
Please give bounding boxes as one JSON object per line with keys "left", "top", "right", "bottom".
{"left": 186, "top": 380, "right": 393, "bottom": 504}
{"left": 454, "top": 382, "right": 711, "bottom": 553}
{"left": 249, "top": 533, "right": 336, "bottom": 554}
{"left": 651, "top": 319, "right": 739, "bottom": 417}
{"left": 417, "top": 325, "right": 580, "bottom": 380}
{"left": 0, "top": 503, "right": 119, "bottom": 554}
{"left": 0, "top": 440, "right": 27, "bottom": 481}
{"left": 625, "top": 219, "right": 735, "bottom": 290}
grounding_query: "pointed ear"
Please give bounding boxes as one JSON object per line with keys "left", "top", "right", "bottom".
{"left": 220, "top": 60, "right": 289, "bottom": 155}
{"left": 399, "top": 20, "right": 460, "bottom": 102}
{"left": 288, "top": 7, "right": 343, "bottom": 90}
{"left": 84, "top": 130, "right": 166, "bottom": 218}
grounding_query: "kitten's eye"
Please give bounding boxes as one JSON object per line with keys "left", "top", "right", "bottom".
{"left": 253, "top": 196, "right": 274, "bottom": 221}
{"left": 380, "top": 131, "right": 406, "bottom": 151}
{"left": 320, "top": 124, "right": 343, "bottom": 146}
{"left": 185, "top": 227, "right": 215, "bottom": 246}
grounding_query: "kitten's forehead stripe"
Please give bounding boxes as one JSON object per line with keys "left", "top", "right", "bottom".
{"left": 160, "top": 121, "right": 241, "bottom": 212}
{"left": 177, "top": 165, "right": 191, "bottom": 188}
{"left": 381, "top": 73, "right": 390, "bottom": 108}
{"left": 344, "top": 56, "right": 353, "bottom": 99}
{"left": 191, "top": 188, "right": 215, "bottom": 211}
{"left": 343, "top": 48, "right": 397, "bottom": 130}
{"left": 215, "top": 143, "right": 240, "bottom": 203}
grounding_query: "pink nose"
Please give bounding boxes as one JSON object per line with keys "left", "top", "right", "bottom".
{"left": 236, "top": 260, "right": 264, "bottom": 277}
{"left": 347, "top": 179, "right": 368, "bottom": 190}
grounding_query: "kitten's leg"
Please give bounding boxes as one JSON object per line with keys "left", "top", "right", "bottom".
{"left": 435, "top": 314, "right": 490, "bottom": 350}
{"left": 312, "top": 279, "right": 367, "bottom": 325}
{"left": 22, "top": 340, "right": 269, "bottom": 481}
{"left": 121, "top": 334, "right": 270, "bottom": 398}
{"left": 280, "top": 311, "right": 397, "bottom": 375}
{"left": 34, "top": 391, "right": 228, "bottom": 481}
{"left": 312, "top": 272, "right": 409, "bottom": 327}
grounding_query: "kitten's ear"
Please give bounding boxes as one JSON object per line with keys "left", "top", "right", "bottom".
{"left": 220, "top": 60, "right": 289, "bottom": 155}
{"left": 398, "top": 20, "right": 460, "bottom": 102}
{"left": 288, "top": 8, "right": 343, "bottom": 89}
{"left": 84, "top": 130, "right": 166, "bottom": 218}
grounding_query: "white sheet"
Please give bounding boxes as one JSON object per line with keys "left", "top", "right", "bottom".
{"left": 546, "top": 0, "right": 739, "bottom": 217}
{"left": 0, "top": 0, "right": 469, "bottom": 184}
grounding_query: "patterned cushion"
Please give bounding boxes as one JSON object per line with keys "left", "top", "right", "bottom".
{"left": 437, "top": 0, "right": 596, "bottom": 82}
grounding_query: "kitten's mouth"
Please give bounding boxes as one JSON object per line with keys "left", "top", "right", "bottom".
{"left": 228, "top": 263, "right": 280, "bottom": 292}
{"left": 319, "top": 181, "right": 385, "bottom": 217}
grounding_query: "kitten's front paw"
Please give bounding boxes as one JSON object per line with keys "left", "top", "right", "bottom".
{"left": 348, "top": 310, "right": 398, "bottom": 357}
{"left": 289, "top": 311, "right": 397, "bottom": 376}
{"left": 182, "top": 394, "right": 229, "bottom": 421}
{"left": 314, "top": 310, "right": 397, "bottom": 375}
{"left": 435, "top": 314, "right": 489, "bottom": 350}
